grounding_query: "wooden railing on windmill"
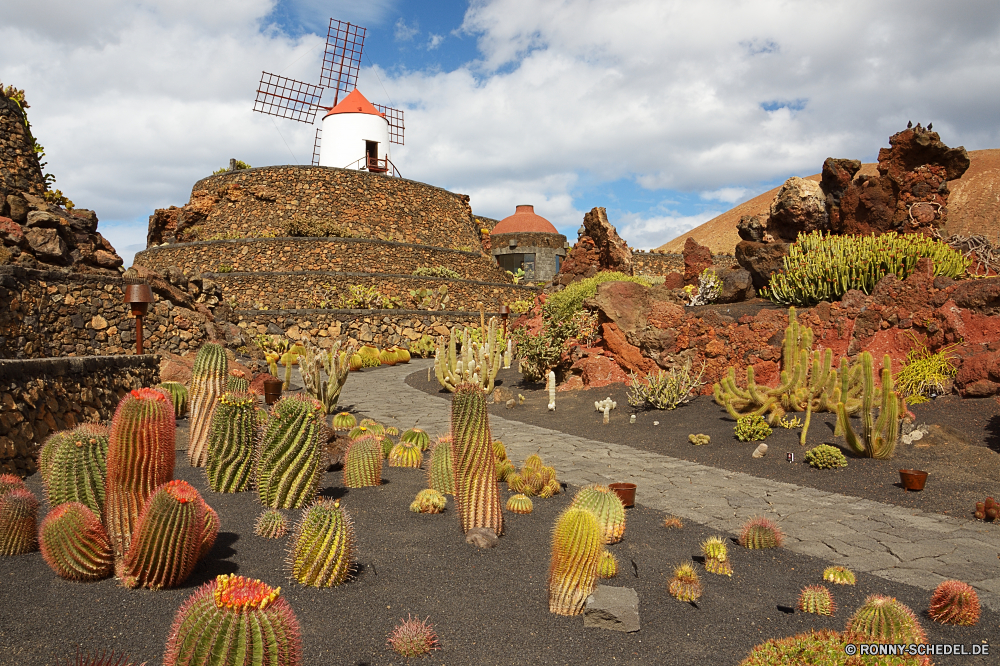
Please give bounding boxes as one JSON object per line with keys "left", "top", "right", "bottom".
{"left": 252, "top": 19, "right": 404, "bottom": 176}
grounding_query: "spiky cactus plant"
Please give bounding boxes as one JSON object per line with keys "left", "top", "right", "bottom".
{"left": 701, "top": 536, "right": 732, "bottom": 576}
{"left": 823, "top": 565, "right": 856, "bottom": 585}
{"left": 256, "top": 395, "right": 326, "bottom": 509}
{"left": 389, "top": 441, "right": 423, "bottom": 468}
{"left": 187, "top": 342, "right": 228, "bottom": 467}
{"left": 39, "top": 502, "right": 113, "bottom": 581}
{"left": 524, "top": 453, "right": 543, "bottom": 471}
{"left": 121, "top": 480, "right": 218, "bottom": 589}
{"left": 598, "top": 550, "right": 618, "bottom": 579}
{"left": 0, "top": 473, "right": 26, "bottom": 497}
{"left": 358, "top": 345, "right": 381, "bottom": 368}
{"left": 492, "top": 440, "right": 508, "bottom": 462}
{"left": 393, "top": 347, "right": 411, "bottom": 364}
{"left": 506, "top": 494, "right": 533, "bottom": 514}
{"left": 287, "top": 499, "right": 355, "bottom": 587}
{"left": 427, "top": 436, "right": 455, "bottom": 495}
{"left": 837, "top": 351, "right": 901, "bottom": 459}
{"left": 385, "top": 426, "right": 400, "bottom": 437}
{"left": 570, "top": 485, "right": 626, "bottom": 544}
{"left": 379, "top": 348, "right": 398, "bottom": 366}
{"left": 846, "top": 594, "right": 926, "bottom": 644}
{"left": 254, "top": 509, "right": 288, "bottom": 539}
{"left": 380, "top": 436, "right": 395, "bottom": 460}
{"left": 548, "top": 508, "right": 603, "bottom": 615}
{"left": 739, "top": 516, "right": 784, "bottom": 549}
{"left": 495, "top": 459, "right": 515, "bottom": 483}
{"left": 205, "top": 392, "right": 257, "bottom": 493}
{"left": 348, "top": 353, "right": 363, "bottom": 372}
{"left": 450, "top": 383, "right": 503, "bottom": 536}
{"left": 401, "top": 428, "right": 430, "bottom": 451}
{"left": 163, "top": 573, "right": 303, "bottom": 666}
{"left": 538, "top": 479, "right": 561, "bottom": 498}
{"left": 300, "top": 343, "right": 353, "bottom": 414}
{"left": 40, "top": 423, "right": 109, "bottom": 514}
{"left": 157, "top": 382, "right": 189, "bottom": 418}
{"left": 928, "top": 580, "right": 980, "bottom": 626}
{"left": 342, "top": 433, "right": 383, "bottom": 488}
{"left": 386, "top": 615, "right": 439, "bottom": 659}
{"left": 668, "top": 563, "right": 702, "bottom": 602}
{"left": 798, "top": 585, "right": 836, "bottom": 616}
{"left": 226, "top": 370, "right": 250, "bottom": 393}
{"left": 409, "top": 489, "right": 447, "bottom": 514}
{"left": 332, "top": 412, "right": 357, "bottom": 431}
{"left": 105, "top": 388, "right": 176, "bottom": 567}
{"left": 0, "top": 486, "right": 38, "bottom": 555}
{"left": 507, "top": 472, "right": 526, "bottom": 494}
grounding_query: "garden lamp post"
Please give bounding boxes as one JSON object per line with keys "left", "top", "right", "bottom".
{"left": 498, "top": 305, "right": 510, "bottom": 339}
{"left": 123, "top": 282, "right": 154, "bottom": 354}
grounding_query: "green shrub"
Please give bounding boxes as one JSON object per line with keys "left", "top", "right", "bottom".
{"left": 765, "top": 231, "right": 970, "bottom": 306}
{"left": 734, "top": 414, "right": 772, "bottom": 442}
{"left": 282, "top": 218, "right": 362, "bottom": 238}
{"left": 217, "top": 264, "right": 233, "bottom": 273}
{"left": 212, "top": 160, "right": 251, "bottom": 175}
{"left": 544, "top": 272, "right": 652, "bottom": 321}
{"left": 804, "top": 444, "right": 848, "bottom": 469}
{"left": 511, "top": 316, "right": 575, "bottom": 383}
{"left": 509, "top": 299, "right": 532, "bottom": 315}
{"left": 413, "top": 266, "right": 461, "bottom": 279}
{"left": 895, "top": 334, "right": 958, "bottom": 404}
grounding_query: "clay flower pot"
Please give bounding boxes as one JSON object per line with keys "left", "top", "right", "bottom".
{"left": 609, "top": 482, "right": 637, "bottom": 507}
{"left": 899, "top": 469, "right": 928, "bottom": 491}
{"left": 262, "top": 378, "right": 283, "bottom": 406}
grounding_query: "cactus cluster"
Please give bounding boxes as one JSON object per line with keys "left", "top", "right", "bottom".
{"left": 734, "top": 414, "right": 772, "bottom": 442}
{"left": 254, "top": 509, "right": 288, "bottom": 539}
{"left": 928, "top": 580, "right": 980, "bottom": 626}
{"left": 845, "top": 594, "right": 926, "bottom": 645}
{"left": 668, "top": 563, "right": 702, "bottom": 602}
{"left": 505, "top": 494, "right": 533, "bottom": 514}
{"left": 256, "top": 395, "right": 326, "bottom": 509}
{"left": 157, "top": 382, "right": 189, "bottom": 418}
{"left": 798, "top": 585, "right": 836, "bottom": 616}
{"left": 837, "top": 352, "right": 901, "bottom": 460}
{"left": 822, "top": 565, "right": 856, "bottom": 585}
{"left": 0, "top": 481, "right": 38, "bottom": 556}
{"left": 409, "top": 489, "right": 447, "bottom": 514}
{"left": 738, "top": 516, "right": 783, "bottom": 550}
{"left": 287, "top": 499, "right": 355, "bottom": 587}
{"left": 434, "top": 319, "right": 502, "bottom": 393}
{"left": 548, "top": 508, "right": 603, "bottom": 615}
{"left": 343, "top": 433, "right": 383, "bottom": 488}
{"left": 570, "top": 485, "right": 626, "bottom": 544}
{"left": 38, "top": 502, "right": 113, "bottom": 581}
{"left": 688, "top": 433, "right": 710, "bottom": 446}
{"left": 299, "top": 342, "right": 354, "bottom": 414}
{"left": 187, "top": 342, "right": 228, "bottom": 467}
{"left": 804, "top": 444, "right": 848, "bottom": 469}
{"left": 505, "top": 453, "right": 560, "bottom": 499}
{"left": 39, "top": 423, "right": 108, "bottom": 514}
{"left": 205, "top": 391, "right": 257, "bottom": 493}
{"left": 386, "top": 615, "right": 440, "bottom": 659}
{"left": 450, "top": 384, "right": 503, "bottom": 536}
{"left": 427, "top": 436, "right": 455, "bottom": 495}
{"left": 974, "top": 496, "right": 997, "bottom": 521}
{"left": 701, "top": 536, "right": 732, "bottom": 576}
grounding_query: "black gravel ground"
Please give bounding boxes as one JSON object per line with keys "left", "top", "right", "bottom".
{"left": 406, "top": 367, "right": 1000, "bottom": 522}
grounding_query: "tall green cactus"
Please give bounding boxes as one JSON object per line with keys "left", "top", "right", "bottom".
{"left": 157, "top": 382, "right": 189, "bottom": 418}
{"left": 450, "top": 383, "right": 503, "bottom": 535}
{"left": 548, "top": 507, "right": 603, "bottom": 616}
{"left": 105, "top": 388, "right": 176, "bottom": 570}
{"left": 206, "top": 392, "right": 257, "bottom": 493}
{"left": 163, "top": 573, "right": 303, "bottom": 666}
{"left": 39, "top": 423, "right": 108, "bottom": 514}
{"left": 434, "top": 318, "right": 502, "bottom": 393}
{"left": 837, "top": 351, "right": 901, "bottom": 459}
{"left": 299, "top": 342, "right": 353, "bottom": 414}
{"left": 256, "top": 395, "right": 326, "bottom": 509}
{"left": 427, "top": 436, "right": 455, "bottom": 495}
{"left": 0, "top": 486, "right": 39, "bottom": 555}
{"left": 122, "top": 480, "right": 219, "bottom": 589}
{"left": 187, "top": 342, "right": 228, "bottom": 467}
{"left": 39, "top": 502, "right": 114, "bottom": 581}
{"left": 287, "top": 499, "right": 356, "bottom": 587}
{"left": 342, "top": 433, "right": 383, "bottom": 488}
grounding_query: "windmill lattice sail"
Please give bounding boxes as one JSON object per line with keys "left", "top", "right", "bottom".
{"left": 253, "top": 73, "right": 323, "bottom": 124}
{"left": 321, "top": 19, "right": 366, "bottom": 107}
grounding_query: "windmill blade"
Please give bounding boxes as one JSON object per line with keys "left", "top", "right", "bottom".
{"left": 320, "top": 19, "right": 366, "bottom": 107}
{"left": 311, "top": 128, "right": 322, "bottom": 166}
{"left": 374, "top": 104, "right": 405, "bottom": 145}
{"left": 253, "top": 72, "right": 324, "bottom": 124}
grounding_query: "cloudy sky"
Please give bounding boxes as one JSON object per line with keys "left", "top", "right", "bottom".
{"left": 3, "top": 0, "right": 999, "bottom": 266}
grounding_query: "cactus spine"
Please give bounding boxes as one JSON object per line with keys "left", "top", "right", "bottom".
{"left": 548, "top": 508, "right": 603, "bottom": 615}
{"left": 157, "top": 382, "right": 189, "bottom": 418}
{"left": 187, "top": 342, "right": 228, "bottom": 467}
{"left": 256, "top": 395, "right": 326, "bottom": 509}
{"left": 427, "top": 436, "right": 455, "bottom": 495}
{"left": 163, "top": 574, "right": 303, "bottom": 666}
{"left": 701, "top": 536, "right": 732, "bottom": 576}
{"left": 388, "top": 440, "right": 423, "bottom": 468}
{"left": 39, "top": 502, "right": 113, "bottom": 581}
{"left": 342, "top": 433, "right": 383, "bottom": 488}
{"left": 434, "top": 319, "right": 502, "bottom": 392}
{"left": 846, "top": 594, "right": 926, "bottom": 644}
{"left": 254, "top": 509, "right": 288, "bottom": 539}
{"left": 0, "top": 486, "right": 38, "bottom": 555}
{"left": 300, "top": 342, "right": 353, "bottom": 414}
{"left": 569, "top": 485, "right": 626, "bottom": 544}
{"left": 40, "top": 423, "right": 109, "bottom": 514}
{"left": 410, "top": 489, "right": 447, "bottom": 514}
{"left": 122, "top": 480, "right": 218, "bottom": 589}
{"left": 837, "top": 351, "right": 901, "bottom": 459}
{"left": 739, "top": 516, "right": 784, "bottom": 549}
{"left": 928, "top": 580, "right": 980, "bottom": 626}
{"left": 450, "top": 383, "right": 503, "bottom": 535}
{"left": 287, "top": 499, "right": 356, "bottom": 587}
{"left": 205, "top": 392, "right": 257, "bottom": 493}
{"left": 798, "top": 585, "right": 836, "bottom": 616}
{"left": 105, "top": 388, "right": 176, "bottom": 568}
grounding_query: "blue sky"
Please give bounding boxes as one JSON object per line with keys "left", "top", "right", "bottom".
{"left": 3, "top": 0, "right": 999, "bottom": 266}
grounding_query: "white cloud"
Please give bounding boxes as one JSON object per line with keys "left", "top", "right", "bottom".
{"left": 394, "top": 17, "right": 418, "bottom": 42}
{"left": 700, "top": 187, "right": 750, "bottom": 204}
{"left": 427, "top": 33, "right": 444, "bottom": 50}
{"left": 614, "top": 211, "right": 721, "bottom": 251}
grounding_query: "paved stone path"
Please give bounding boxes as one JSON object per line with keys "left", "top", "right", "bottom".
{"left": 340, "top": 359, "right": 1000, "bottom": 610}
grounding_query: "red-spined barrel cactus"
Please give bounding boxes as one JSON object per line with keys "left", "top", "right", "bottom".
{"left": 343, "top": 433, "right": 383, "bottom": 488}
{"left": 121, "top": 480, "right": 218, "bottom": 589}
{"left": 41, "top": 423, "right": 109, "bottom": 514}
{"left": 163, "top": 574, "right": 302, "bottom": 666}
{"left": 928, "top": 580, "right": 980, "bottom": 626}
{"left": 427, "top": 436, "right": 454, "bottom": 495}
{"left": 205, "top": 392, "right": 257, "bottom": 493}
{"left": 798, "top": 585, "right": 836, "bottom": 616}
{"left": 104, "top": 388, "right": 176, "bottom": 568}
{"left": 570, "top": 485, "right": 625, "bottom": 544}
{"left": 256, "top": 395, "right": 326, "bottom": 509}
{"left": 669, "top": 563, "right": 702, "bottom": 602}
{"left": 409, "top": 489, "right": 447, "bottom": 514}
{"left": 157, "top": 381, "right": 189, "bottom": 418}
{"left": 846, "top": 594, "right": 926, "bottom": 644}
{"left": 450, "top": 383, "right": 503, "bottom": 536}
{"left": 39, "top": 501, "right": 113, "bottom": 581}
{"left": 388, "top": 440, "right": 423, "bottom": 468}
{"left": 187, "top": 342, "right": 228, "bottom": 467}
{"left": 548, "top": 507, "right": 602, "bottom": 615}
{"left": 255, "top": 509, "right": 288, "bottom": 539}
{"left": 387, "top": 615, "right": 439, "bottom": 659}
{"left": 0, "top": 473, "right": 27, "bottom": 497}
{"left": 287, "top": 499, "right": 356, "bottom": 587}
{"left": 400, "top": 428, "right": 430, "bottom": 451}
{"left": 0, "top": 486, "right": 39, "bottom": 555}
{"left": 739, "top": 516, "right": 784, "bottom": 549}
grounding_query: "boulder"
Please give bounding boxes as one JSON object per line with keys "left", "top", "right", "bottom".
{"left": 735, "top": 240, "right": 790, "bottom": 290}
{"left": 556, "top": 236, "right": 601, "bottom": 285}
{"left": 5, "top": 195, "right": 28, "bottom": 223}
{"left": 737, "top": 214, "right": 766, "bottom": 242}
{"left": 24, "top": 227, "right": 68, "bottom": 263}
{"left": 582, "top": 207, "right": 632, "bottom": 275}
{"left": 584, "top": 586, "right": 640, "bottom": 633}
{"left": 766, "top": 177, "right": 828, "bottom": 242}
{"left": 25, "top": 211, "right": 63, "bottom": 228}
{"left": 716, "top": 267, "right": 755, "bottom": 303}
{"left": 570, "top": 353, "right": 632, "bottom": 388}
{"left": 661, "top": 272, "right": 684, "bottom": 289}
{"left": 0, "top": 216, "right": 25, "bottom": 246}
{"left": 682, "top": 237, "right": 712, "bottom": 286}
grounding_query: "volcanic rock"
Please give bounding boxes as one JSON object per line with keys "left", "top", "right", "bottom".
{"left": 716, "top": 267, "right": 755, "bottom": 303}
{"left": 682, "top": 237, "right": 712, "bottom": 286}
{"left": 735, "top": 241, "right": 790, "bottom": 290}
{"left": 737, "top": 214, "right": 766, "bottom": 242}
{"left": 766, "top": 177, "right": 828, "bottom": 242}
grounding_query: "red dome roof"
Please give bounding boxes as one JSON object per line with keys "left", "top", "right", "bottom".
{"left": 322, "top": 88, "right": 385, "bottom": 119}
{"left": 492, "top": 205, "right": 558, "bottom": 234}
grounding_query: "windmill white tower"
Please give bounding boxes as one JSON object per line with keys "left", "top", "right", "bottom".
{"left": 252, "top": 19, "right": 404, "bottom": 175}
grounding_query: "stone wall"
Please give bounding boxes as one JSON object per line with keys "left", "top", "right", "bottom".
{"left": 0, "top": 355, "right": 160, "bottom": 476}
{"left": 213, "top": 271, "right": 539, "bottom": 311}
{"left": 631, "top": 253, "right": 737, "bottom": 277}
{"left": 0, "top": 92, "right": 45, "bottom": 203}
{"left": 134, "top": 236, "right": 511, "bottom": 283}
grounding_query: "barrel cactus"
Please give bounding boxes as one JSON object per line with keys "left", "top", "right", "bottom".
{"left": 738, "top": 516, "right": 784, "bottom": 549}
{"left": 506, "top": 472, "right": 525, "bottom": 494}
{"left": 39, "top": 502, "right": 113, "bottom": 581}
{"left": 570, "top": 485, "right": 626, "bottom": 544}
{"left": 380, "top": 436, "right": 395, "bottom": 460}
{"left": 0, "top": 473, "right": 25, "bottom": 496}
{"left": 348, "top": 353, "right": 363, "bottom": 372}
{"left": 846, "top": 594, "right": 926, "bottom": 644}
{"left": 928, "top": 580, "right": 980, "bottom": 626}
{"left": 798, "top": 585, "right": 836, "bottom": 616}
{"left": 495, "top": 459, "right": 515, "bottom": 483}
{"left": 256, "top": 395, "right": 326, "bottom": 509}
{"left": 379, "top": 348, "right": 398, "bottom": 366}
{"left": 804, "top": 444, "right": 848, "bottom": 470}
{"left": 427, "top": 436, "right": 455, "bottom": 495}
{"left": 451, "top": 383, "right": 503, "bottom": 536}
{"left": 401, "top": 428, "right": 430, "bottom": 451}
{"left": 701, "top": 536, "right": 732, "bottom": 576}
{"left": 548, "top": 507, "right": 602, "bottom": 615}
{"left": 409, "top": 489, "right": 447, "bottom": 514}
{"left": 158, "top": 382, "right": 189, "bottom": 418}
{"left": 387, "top": 615, "right": 439, "bottom": 659}
{"left": 332, "top": 412, "right": 357, "bottom": 431}
{"left": 358, "top": 345, "right": 381, "bottom": 368}
{"left": 206, "top": 392, "right": 257, "bottom": 493}
{"left": 187, "top": 342, "right": 228, "bottom": 467}
{"left": 506, "top": 494, "right": 533, "bottom": 515}
{"left": 343, "top": 433, "right": 383, "bottom": 488}
{"left": 40, "top": 423, "right": 109, "bottom": 514}
{"left": 226, "top": 369, "right": 250, "bottom": 393}
{"left": 389, "top": 441, "right": 423, "bottom": 468}
{"left": 668, "top": 563, "right": 702, "bottom": 602}
{"left": 254, "top": 509, "right": 288, "bottom": 539}
{"left": 163, "top": 573, "right": 303, "bottom": 666}
{"left": 492, "top": 440, "right": 508, "bottom": 462}
{"left": 524, "top": 453, "right": 543, "bottom": 472}
{"left": 392, "top": 346, "right": 411, "bottom": 364}
{"left": 287, "top": 499, "right": 356, "bottom": 587}
{"left": 539, "top": 479, "right": 561, "bottom": 498}
{"left": 823, "top": 565, "right": 856, "bottom": 585}
{"left": 0, "top": 486, "right": 39, "bottom": 555}
{"left": 597, "top": 550, "right": 618, "bottom": 579}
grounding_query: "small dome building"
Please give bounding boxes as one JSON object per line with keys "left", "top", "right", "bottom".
{"left": 319, "top": 89, "right": 392, "bottom": 172}
{"left": 490, "top": 205, "right": 567, "bottom": 281}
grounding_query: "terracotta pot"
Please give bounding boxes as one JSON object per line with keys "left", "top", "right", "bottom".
{"left": 899, "top": 469, "right": 928, "bottom": 491}
{"left": 262, "top": 379, "right": 283, "bottom": 406}
{"left": 609, "top": 482, "right": 636, "bottom": 507}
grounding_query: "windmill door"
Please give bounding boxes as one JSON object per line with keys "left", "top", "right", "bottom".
{"left": 366, "top": 141, "right": 386, "bottom": 172}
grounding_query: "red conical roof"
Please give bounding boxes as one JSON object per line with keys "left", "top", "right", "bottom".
{"left": 322, "top": 89, "right": 385, "bottom": 119}
{"left": 492, "top": 205, "right": 559, "bottom": 234}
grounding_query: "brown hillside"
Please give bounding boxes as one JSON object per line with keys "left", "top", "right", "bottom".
{"left": 657, "top": 149, "right": 1000, "bottom": 255}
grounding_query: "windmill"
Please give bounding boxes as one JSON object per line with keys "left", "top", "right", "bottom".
{"left": 252, "top": 19, "right": 404, "bottom": 174}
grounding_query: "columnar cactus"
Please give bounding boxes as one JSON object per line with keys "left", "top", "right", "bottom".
{"left": 254, "top": 509, "right": 288, "bottom": 539}
{"left": 300, "top": 342, "right": 353, "bottom": 414}
{"left": 388, "top": 441, "right": 423, "bottom": 468}
{"left": 409, "top": 489, "right": 447, "bottom": 514}
{"left": 401, "top": 428, "right": 430, "bottom": 451}
{"left": 343, "top": 433, "right": 383, "bottom": 488}
{"left": 256, "top": 395, "right": 326, "bottom": 509}
{"left": 226, "top": 370, "right": 250, "bottom": 393}
{"left": 332, "top": 412, "right": 357, "bottom": 431}
{"left": 105, "top": 388, "right": 176, "bottom": 567}
{"left": 38, "top": 502, "right": 113, "bottom": 581}
{"left": 40, "top": 423, "right": 109, "bottom": 514}
{"left": 823, "top": 565, "right": 856, "bottom": 585}
{"left": 205, "top": 392, "right": 257, "bottom": 493}
{"left": 928, "top": 580, "right": 980, "bottom": 625}
{"left": 187, "top": 342, "right": 228, "bottom": 467}
{"left": 548, "top": 507, "right": 603, "bottom": 615}
{"left": 287, "top": 499, "right": 356, "bottom": 587}
{"left": 837, "top": 352, "right": 901, "bottom": 459}
{"left": 163, "top": 573, "right": 303, "bottom": 666}
{"left": 669, "top": 563, "right": 703, "bottom": 602}
{"left": 0, "top": 486, "right": 39, "bottom": 555}
{"left": 506, "top": 494, "right": 533, "bottom": 514}
{"left": 450, "top": 383, "right": 503, "bottom": 535}
{"left": 427, "top": 436, "right": 455, "bottom": 495}
{"left": 846, "top": 594, "right": 926, "bottom": 644}
{"left": 434, "top": 319, "right": 502, "bottom": 393}
{"left": 598, "top": 550, "right": 618, "bottom": 579}
{"left": 121, "top": 480, "right": 219, "bottom": 589}
{"left": 701, "top": 536, "right": 732, "bottom": 576}
{"left": 570, "top": 485, "right": 626, "bottom": 544}
{"left": 738, "top": 516, "right": 784, "bottom": 549}
{"left": 158, "top": 382, "right": 189, "bottom": 418}
{"left": 798, "top": 585, "right": 836, "bottom": 616}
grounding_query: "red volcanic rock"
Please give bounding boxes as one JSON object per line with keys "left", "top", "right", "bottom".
{"left": 570, "top": 354, "right": 631, "bottom": 389}
{"left": 556, "top": 236, "right": 601, "bottom": 285}
{"left": 0, "top": 216, "right": 24, "bottom": 246}
{"left": 601, "top": 322, "right": 658, "bottom": 375}
{"left": 583, "top": 207, "right": 632, "bottom": 275}
{"left": 662, "top": 272, "right": 684, "bottom": 289}
{"left": 682, "top": 237, "right": 713, "bottom": 285}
